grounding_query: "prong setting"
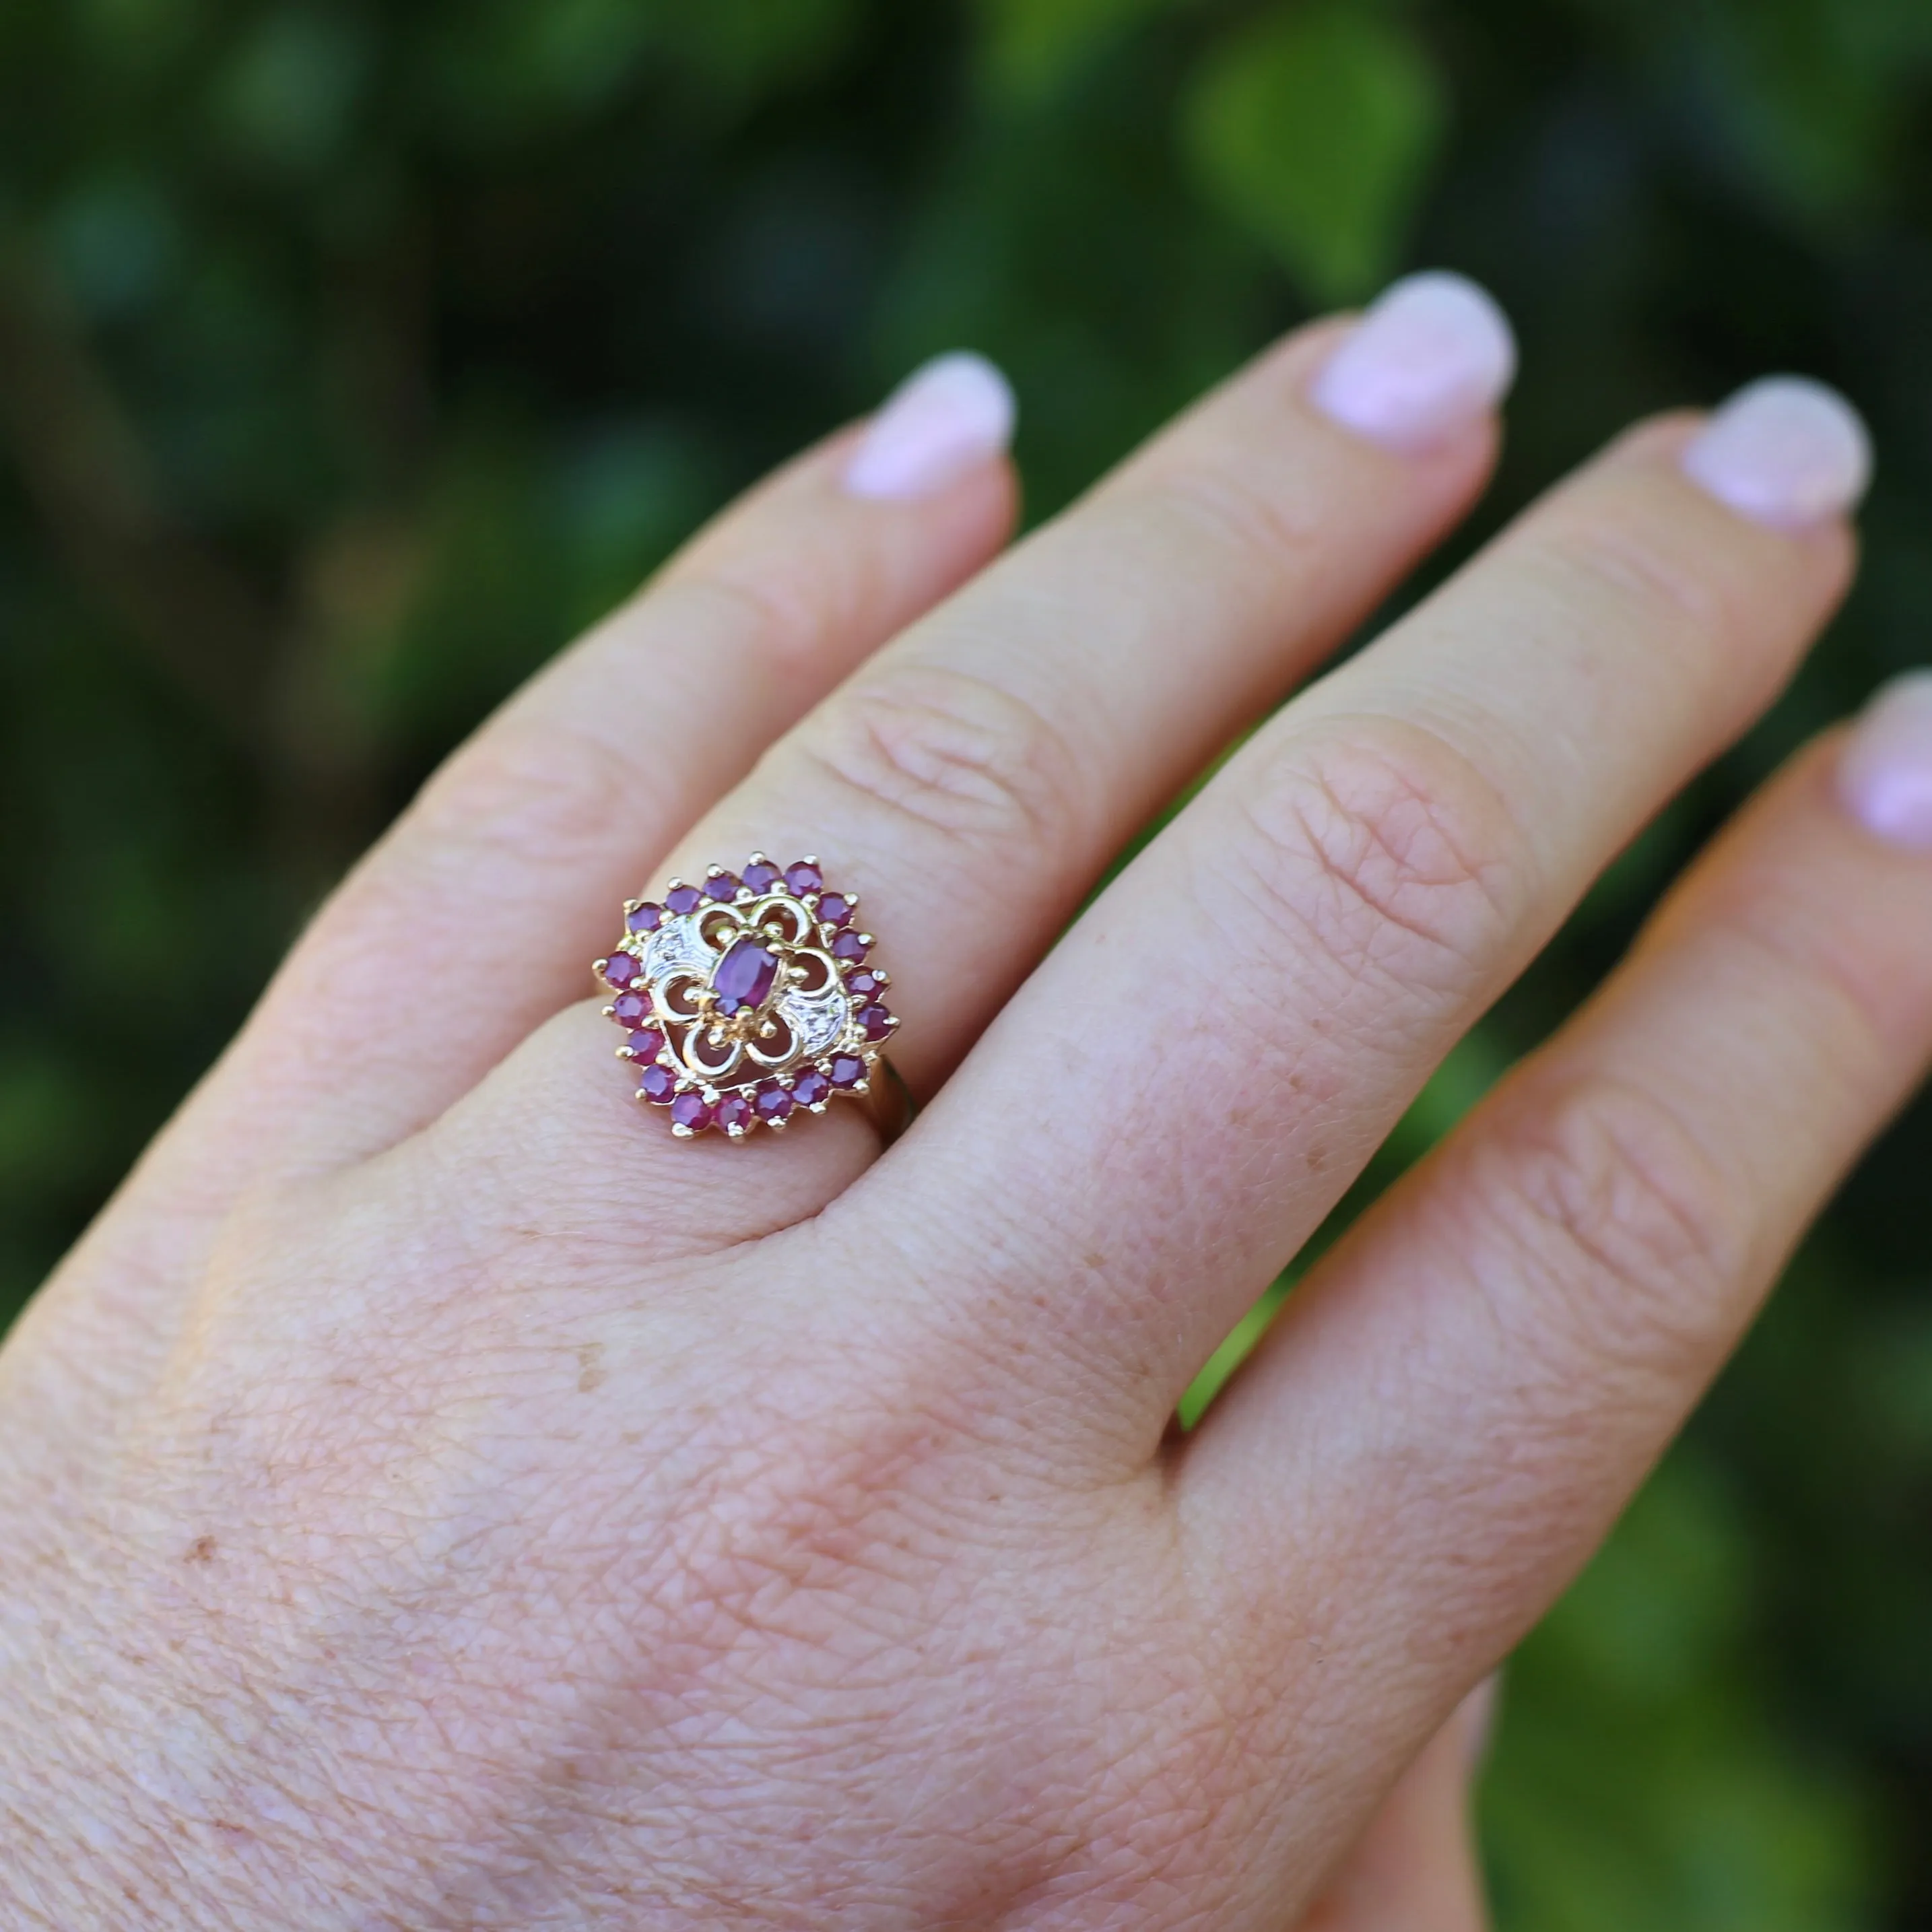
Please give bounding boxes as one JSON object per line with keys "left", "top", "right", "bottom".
{"left": 594, "top": 856, "right": 894, "bottom": 1139}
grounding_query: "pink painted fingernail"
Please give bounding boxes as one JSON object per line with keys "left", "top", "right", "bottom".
{"left": 1308, "top": 271, "right": 1517, "bottom": 451}
{"left": 1680, "top": 376, "right": 1871, "bottom": 529}
{"left": 1839, "top": 672, "right": 1932, "bottom": 851}
{"left": 843, "top": 352, "right": 1016, "bottom": 500}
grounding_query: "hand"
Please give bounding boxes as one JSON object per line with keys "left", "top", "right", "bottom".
{"left": 1, "top": 271, "right": 1913, "bottom": 1930}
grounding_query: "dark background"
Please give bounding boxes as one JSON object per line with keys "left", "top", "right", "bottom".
{"left": 5, "top": 0, "right": 1932, "bottom": 1922}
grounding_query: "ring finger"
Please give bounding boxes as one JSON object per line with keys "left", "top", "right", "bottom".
{"left": 446, "top": 275, "right": 1516, "bottom": 1215}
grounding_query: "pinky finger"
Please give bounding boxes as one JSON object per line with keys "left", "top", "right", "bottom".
{"left": 1297, "top": 1681, "right": 1494, "bottom": 1932}
{"left": 1183, "top": 675, "right": 1932, "bottom": 1737}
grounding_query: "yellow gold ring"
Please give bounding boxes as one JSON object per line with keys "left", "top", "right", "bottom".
{"left": 595, "top": 853, "right": 900, "bottom": 1142}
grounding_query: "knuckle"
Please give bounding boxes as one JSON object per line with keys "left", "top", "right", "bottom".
{"left": 1230, "top": 717, "right": 1524, "bottom": 1009}
{"left": 791, "top": 660, "right": 1086, "bottom": 858}
{"left": 1129, "top": 462, "right": 1325, "bottom": 578}
{"left": 657, "top": 558, "right": 846, "bottom": 677}
{"left": 1468, "top": 1069, "right": 1751, "bottom": 1379}
{"left": 1537, "top": 491, "right": 1768, "bottom": 686}
{"left": 408, "top": 719, "right": 654, "bottom": 872}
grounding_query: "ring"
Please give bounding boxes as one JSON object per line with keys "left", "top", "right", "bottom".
{"left": 595, "top": 853, "right": 901, "bottom": 1140}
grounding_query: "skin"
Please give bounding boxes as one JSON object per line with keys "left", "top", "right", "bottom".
{"left": 0, "top": 308, "right": 1922, "bottom": 1930}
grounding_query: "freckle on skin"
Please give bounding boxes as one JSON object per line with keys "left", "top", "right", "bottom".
{"left": 185, "top": 1535, "right": 216, "bottom": 1564}
{"left": 577, "top": 1341, "right": 607, "bottom": 1393}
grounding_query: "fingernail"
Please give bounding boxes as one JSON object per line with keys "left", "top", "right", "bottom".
{"left": 1680, "top": 376, "right": 1871, "bottom": 529}
{"left": 843, "top": 352, "right": 1016, "bottom": 500}
{"left": 1308, "top": 270, "right": 1517, "bottom": 451}
{"left": 1838, "top": 672, "right": 1932, "bottom": 851}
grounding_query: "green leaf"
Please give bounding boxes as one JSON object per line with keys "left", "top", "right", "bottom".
{"left": 1180, "top": 2, "right": 1445, "bottom": 304}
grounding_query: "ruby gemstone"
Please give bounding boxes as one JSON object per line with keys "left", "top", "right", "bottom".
{"left": 624, "top": 1027, "right": 665, "bottom": 1061}
{"left": 857, "top": 1002, "right": 893, "bottom": 1041}
{"left": 638, "top": 1063, "right": 677, "bottom": 1104}
{"left": 816, "top": 892, "right": 853, "bottom": 929}
{"left": 665, "top": 883, "right": 704, "bottom": 917}
{"left": 830, "top": 927, "right": 868, "bottom": 962}
{"left": 742, "top": 859, "right": 781, "bottom": 894}
{"left": 601, "top": 952, "right": 639, "bottom": 989}
{"left": 755, "top": 1081, "right": 794, "bottom": 1124}
{"left": 704, "top": 870, "right": 741, "bottom": 902}
{"left": 791, "top": 1065, "right": 831, "bottom": 1108}
{"left": 671, "top": 1090, "right": 715, "bottom": 1132}
{"left": 712, "top": 937, "right": 780, "bottom": 1017}
{"left": 846, "top": 968, "right": 885, "bottom": 999}
{"left": 626, "top": 902, "right": 663, "bottom": 935}
{"left": 715, "top": 1092, "right": 754, "bottom": 1134}
{"left": 828, "top": 1053, "right": 867, "bottom": 1089}
{"left": 609, "top": 989, "right": 653, "bottom": 1027}
{"left": 785, "top": 860, "right": 824, "bottom": 895}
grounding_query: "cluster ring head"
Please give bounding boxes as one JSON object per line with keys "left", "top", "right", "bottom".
{"left": 595, "top": 852, "right": 897, "bottom": 1139}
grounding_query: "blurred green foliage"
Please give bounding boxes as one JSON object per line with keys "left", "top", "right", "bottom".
{"left": 4, "top": 0, "right": 1932, "bottom": 1921}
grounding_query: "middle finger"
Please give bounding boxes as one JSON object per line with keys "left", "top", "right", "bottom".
{"left": 869, "top": 378, "right": 1868, "bottom": 1444}
{"left": 650, "top": 273, "right": 1514, "bottom": 1103}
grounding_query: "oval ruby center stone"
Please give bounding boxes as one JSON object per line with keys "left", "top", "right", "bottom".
{"left": 712, "top": 937, "right": 780, "bottom": 1018}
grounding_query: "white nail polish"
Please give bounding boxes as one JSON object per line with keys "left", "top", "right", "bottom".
{"left": 1680, "top": 376, "right": 1872, "bottom": 529}
{"left": 1308, "top": 271, "right": 1517, "bottom": 451}
{"left": 1839, "top": 671, "right": 1932, "bottom": 851}
{"left": 843, "top": 352, "right": 1016, "bottom": 501}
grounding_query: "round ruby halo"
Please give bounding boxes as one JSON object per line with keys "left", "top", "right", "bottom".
{"left": 599, "top": 851, "right": 890, "bottom": 1139}
{"left": 609, "top": 989, "right": 653, "bottom": 1028}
